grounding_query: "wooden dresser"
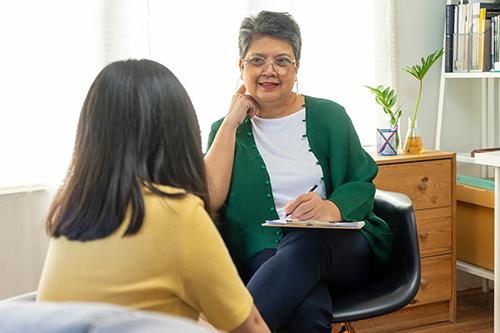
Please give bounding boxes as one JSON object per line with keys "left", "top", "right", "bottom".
{"left": 352, "top": 151, "right": 456, "bottom": 332}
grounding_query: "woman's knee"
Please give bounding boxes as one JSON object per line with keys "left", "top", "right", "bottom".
{"left": 276, "top": 285, "right": 333, "bottom": 333}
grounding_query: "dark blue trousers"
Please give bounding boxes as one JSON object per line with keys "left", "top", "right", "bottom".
{"left": 244, "top": 228, "right": 371, "bottom": 333}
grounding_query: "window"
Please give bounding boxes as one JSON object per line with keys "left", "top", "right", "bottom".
{"left": 0, "top": 0, "right": 393, "bottom": 187}
{"left": 147, "top": 0, "right": 394, "bottom": 148}
{"left": 0, "top": 0, "right": 105, "bottom": 187}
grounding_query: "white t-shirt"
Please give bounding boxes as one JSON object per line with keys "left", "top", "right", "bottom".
{"left": 251, "top": 108, "right": 326, "bottom": 218}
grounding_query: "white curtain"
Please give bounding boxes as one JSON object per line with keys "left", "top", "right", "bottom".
{"left": 0, "top": 1, "right": 105, "bottom": 188}
{"left": 0, "top": 0, "right": 394, "bottom": 188}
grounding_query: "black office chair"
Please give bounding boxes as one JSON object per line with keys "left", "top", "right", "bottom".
{"left": 332, "top": 190, "right": 421, "bottom": 330}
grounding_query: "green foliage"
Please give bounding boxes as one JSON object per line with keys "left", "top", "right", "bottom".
{"left": 365, "top": 85, "right": 402, "bottom": 128}
{"left": 405, "top": 48, "right": 444, "bottom": 140}
{"left": 365, "top": 48, "right": 444, "bottom": 153}
{"left": 404, "top": 48, "right": 444, "bottom": 81}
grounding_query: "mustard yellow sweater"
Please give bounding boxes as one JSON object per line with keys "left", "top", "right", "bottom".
{"left": 37, "top": 185, "right": 252, "bottom": 332}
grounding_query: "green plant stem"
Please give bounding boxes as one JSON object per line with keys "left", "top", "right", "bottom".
{"left": 409, "top": 79, "right": 422, "bottom": 138}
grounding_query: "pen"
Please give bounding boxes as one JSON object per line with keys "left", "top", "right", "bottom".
{"left": 285, "top": 183, "right": 318, "bottom": 217}
{"left": 306, "top": 184, "right": 318, "bottom": 193}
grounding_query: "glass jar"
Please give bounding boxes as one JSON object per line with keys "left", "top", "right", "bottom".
{"left": 404, "top": 117, "right": 424, "bottom": 153}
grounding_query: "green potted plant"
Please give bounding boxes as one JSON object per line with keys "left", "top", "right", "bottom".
{"left": 403, "top": 48, "right": 444, "bottom": 153}
{"left": 365, "top": 85, "right": 402, "bottom": 155}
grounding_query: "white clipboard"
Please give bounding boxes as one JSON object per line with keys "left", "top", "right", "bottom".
{"left": 262, "top": 218, "right": 365, "bottom": 230}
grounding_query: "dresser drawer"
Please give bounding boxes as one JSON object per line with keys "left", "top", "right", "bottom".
{"left": 374, "top": 159, "right": 452, "bottom": 210}
{"left": 408, "top": 254, "right": 452, "bottom": 307}
{"left": 415, "top": 207, "right": 452, "bottom": 257}
{"left": 364, "top": 152, "right": 456, "bottom": 330}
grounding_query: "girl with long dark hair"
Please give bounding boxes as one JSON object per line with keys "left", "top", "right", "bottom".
{"left": 38, "top": 59, "right": 269, "bottom": 333}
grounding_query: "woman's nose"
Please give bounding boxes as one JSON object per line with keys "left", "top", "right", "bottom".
{"left": 261, "top": 61, "right": 278, "bottom": 75}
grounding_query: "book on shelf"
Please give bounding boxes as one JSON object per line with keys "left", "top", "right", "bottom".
{"left": 445, "top": 4, "right": 456, "bottom": 72}
{"left": 447, "top": 1, "right": 500, "bottom": 73}
{"left": 494, "top": 15, "right": 500, "bottom": 68}
{"left": 470, "top": 146, "right": 500, "bottom": 157}
{"left": 473, "top": 150, "right": 500, "bottom": 165}
{"left": 482, "top": 3, "right": 500, "bottom": 71}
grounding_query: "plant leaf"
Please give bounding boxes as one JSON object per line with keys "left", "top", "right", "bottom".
{"left": 404, "top": 48, "right": 444, "bottom": 81}
{"left": 365, "top": 84, "right": 402, "bottom": 124}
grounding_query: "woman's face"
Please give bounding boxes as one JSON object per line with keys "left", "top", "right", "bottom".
{"left": 240, "top": 35, "right": 298, "bottom": 106}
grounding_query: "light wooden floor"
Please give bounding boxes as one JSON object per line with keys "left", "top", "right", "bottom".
{"left": 401, "top": 288, "right": 493, "bottom": 333}
{"left": 335, "top": 288, "right": 494, "bottom": 333}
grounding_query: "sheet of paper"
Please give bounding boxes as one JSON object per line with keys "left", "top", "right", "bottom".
{"left": 263, "top": 219, "right": 365, "bottom": 229}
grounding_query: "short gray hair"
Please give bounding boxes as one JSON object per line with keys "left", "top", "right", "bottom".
{"left": 238, "top": 11, "right": 302, "bottom": 61}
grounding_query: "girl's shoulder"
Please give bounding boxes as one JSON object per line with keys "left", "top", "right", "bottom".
{"left": 144, "top": 184, "right": 205, "bottom": 218}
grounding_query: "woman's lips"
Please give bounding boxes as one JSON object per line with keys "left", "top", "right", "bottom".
{"left": 258, "top": 82, "right": 279, "bottom": 88}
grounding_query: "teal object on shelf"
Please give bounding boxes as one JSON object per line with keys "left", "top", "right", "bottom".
{"left": 457, "top": 174, "right": 495, "bottom": 191}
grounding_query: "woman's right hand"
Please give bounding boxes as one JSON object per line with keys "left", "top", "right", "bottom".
{"left": 205, "top": 85, "right": 258, "bottom": 212}
{"left": 224, "top": 85, "right": 258, "bottom": 130}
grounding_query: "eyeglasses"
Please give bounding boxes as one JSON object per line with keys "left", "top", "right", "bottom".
{"left": 243, "top": 55, "right": 296, "bottom": 75}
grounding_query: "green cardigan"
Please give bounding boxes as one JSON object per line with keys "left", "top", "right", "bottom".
{"left": 207, "top": 96, "right": 393, "bottom": 271}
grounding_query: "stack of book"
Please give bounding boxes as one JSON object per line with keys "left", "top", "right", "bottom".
{"left": 445, "top": 1, "right": 500, "bottom": 72}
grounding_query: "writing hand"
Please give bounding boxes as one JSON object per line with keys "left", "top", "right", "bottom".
{"left": 284, "top": 192, "right": 342, "bottom": 221}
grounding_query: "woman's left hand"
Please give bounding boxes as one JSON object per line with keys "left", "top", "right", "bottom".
{"left": 284, "top": 192, "right": 342, "bottom": 221}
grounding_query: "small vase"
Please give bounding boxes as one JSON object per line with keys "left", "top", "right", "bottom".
{"left": 404, "top": 117, "right": 424, "bottom": 153}
{"left": 376, "top": 125, "right": 400, "bottom": 156}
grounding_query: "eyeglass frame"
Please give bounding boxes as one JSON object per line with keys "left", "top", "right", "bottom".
{"left": 242, "top": 55, "right": 297, "bottom": 75}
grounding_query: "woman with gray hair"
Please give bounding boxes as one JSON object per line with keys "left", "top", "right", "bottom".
{"left": 205, "top": 11, "right": 393, "bottom": 333}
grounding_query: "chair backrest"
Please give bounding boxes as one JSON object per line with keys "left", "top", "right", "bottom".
{"left": 332, "top": 190, "right": 421, "bottom": 322}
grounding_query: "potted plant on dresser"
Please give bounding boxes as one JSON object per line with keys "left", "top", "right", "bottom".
{"left": 365, "top": 85, "right": 402, "bottom": 156}
{"left": 403, "top": 48, "right": 444, "bottom": 153}
{"left": 366, "top": 48, "right": 444, "bottom": 155}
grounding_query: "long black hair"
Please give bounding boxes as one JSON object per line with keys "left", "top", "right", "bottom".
{"left": 46, "top": 59, "right": 210, "bottom": 240}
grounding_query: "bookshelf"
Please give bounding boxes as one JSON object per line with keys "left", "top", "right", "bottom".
{"left": 436, "top": 0, "right": 500, "bottom": 191}
{"left": 436, "top": 3, "right": 500, "bottom": 333}
{"left": 435, "top": 1, "right": 500, "bottom": 151}
{"left": 437, "top": 64, "right": 500, "bottom": 333}
{"left": 443, "top": 71, "right": 500, "bottom": 78}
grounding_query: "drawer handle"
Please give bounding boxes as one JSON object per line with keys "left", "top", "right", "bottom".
{"left": 419, "top": 231, "right": 429, "bottom": 239}
{"left": 417, "top": 176, "right": 428, "bottom": 191}
{"left": 420, "top": 279, "right": 429, "bottom": 288}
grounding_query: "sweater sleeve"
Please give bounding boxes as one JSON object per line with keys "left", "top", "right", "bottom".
{"left": 206, "top": 118, "right": 224, "bottom": 153}
{"left": 180, "top": 199, "right": 253, "bottom": 331}
{"left": 328, "top": 114, "right": 378, "bottom": 221}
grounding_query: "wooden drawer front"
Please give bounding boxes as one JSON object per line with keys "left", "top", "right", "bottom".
{"left": 374, "top": 159, "right": 452, "bottom": 210}
{"left": 409, "top": 254, "right": 452, "bottom": 307}
{"left": 415, "top": 207, "right": 452, "bottom": 257}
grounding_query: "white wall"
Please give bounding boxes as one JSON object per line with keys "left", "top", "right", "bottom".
{"left": 0, "top": 188, "right": 54, "bottom": 299}
{"left": 395, "top": 0, "right": 446, "bottom": 147}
